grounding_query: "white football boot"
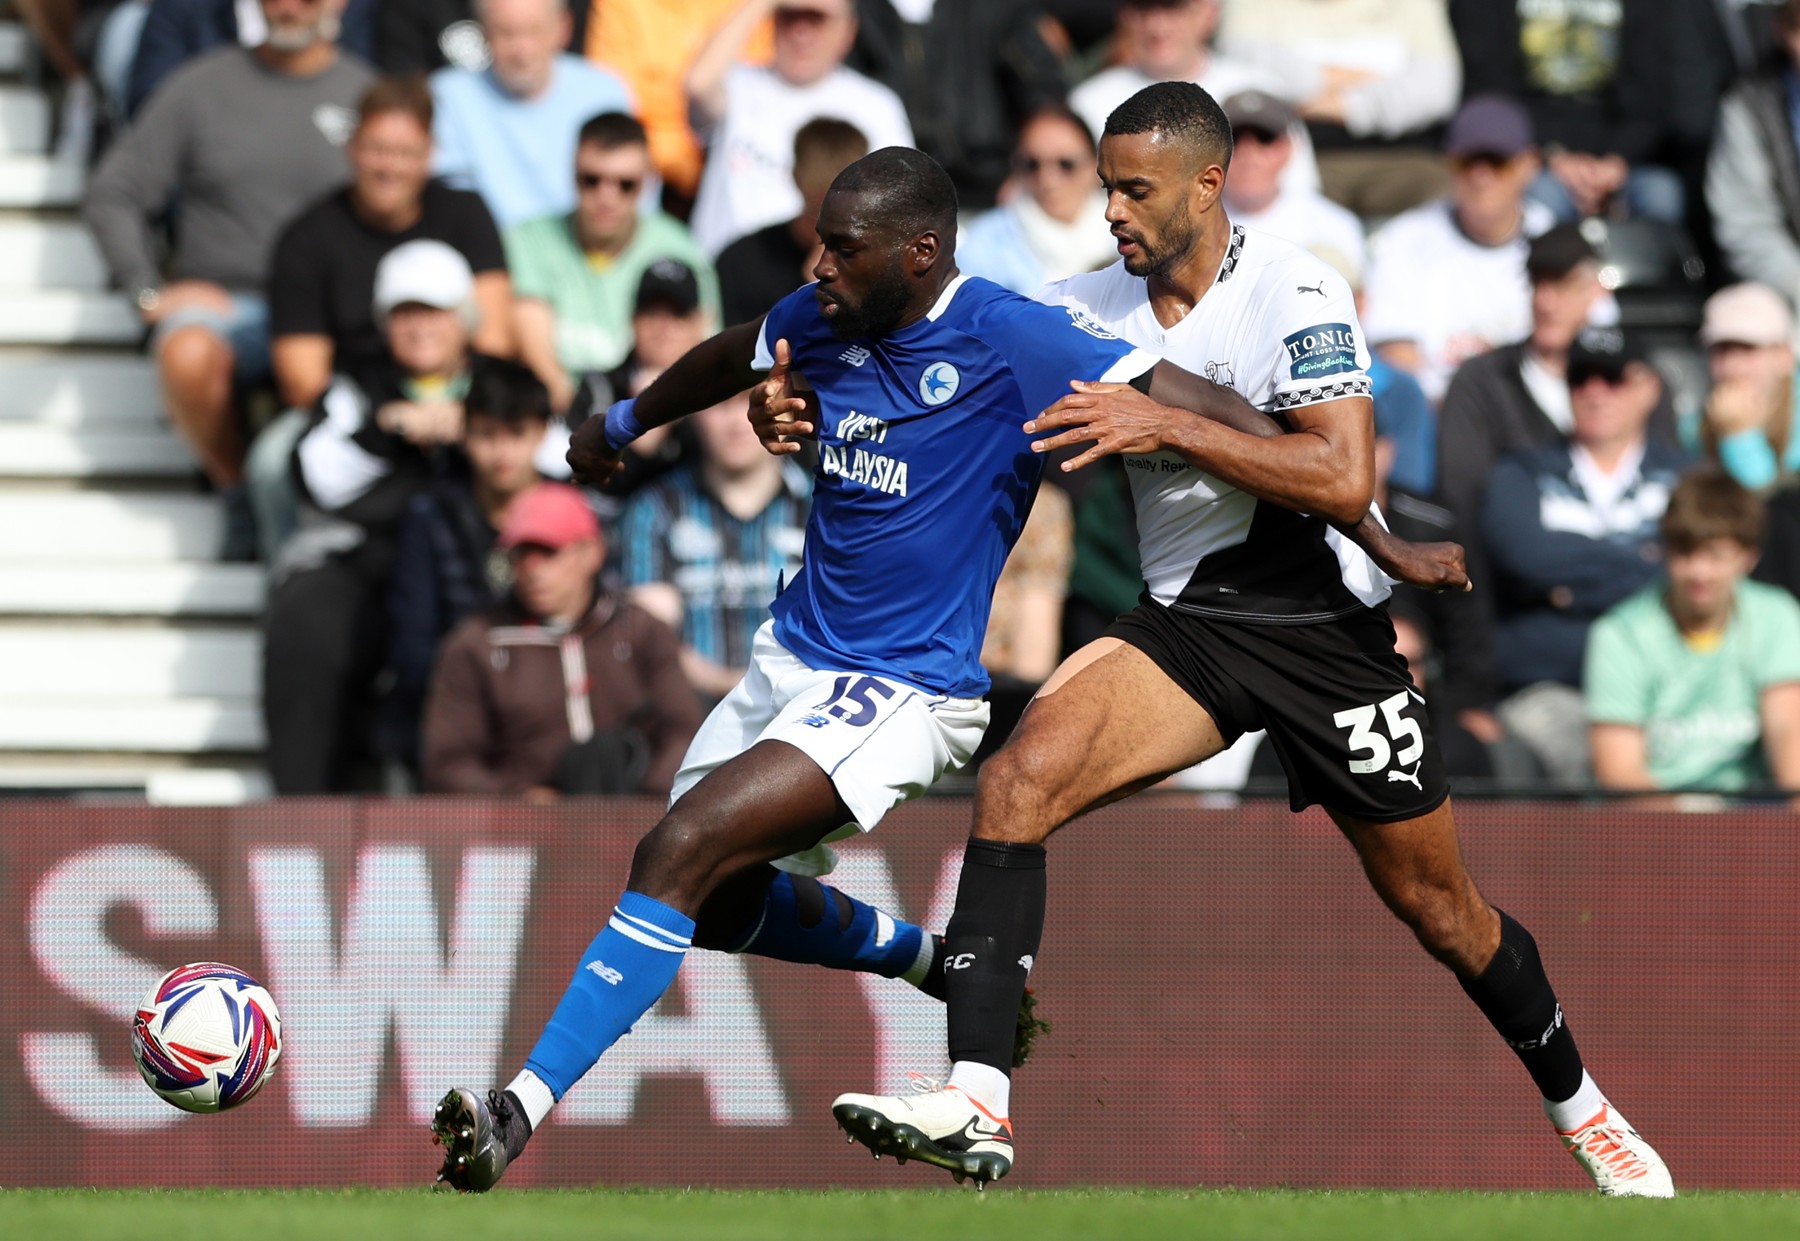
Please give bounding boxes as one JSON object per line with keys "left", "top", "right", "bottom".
{"left": 832, "top": 1077, "right": 1014, "bottom": 1188}
{"left": 1556, "top": 1101, "right": 1675, "bottom": 1197}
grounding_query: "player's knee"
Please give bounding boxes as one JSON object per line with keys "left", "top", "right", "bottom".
{"left": 971, "top": 745, "right": 1061, "bottom": 841}
{"left": 628, "top": 813, "right": 719, "bottom": 904}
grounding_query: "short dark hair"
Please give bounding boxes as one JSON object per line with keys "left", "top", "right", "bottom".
{"left": 827, "top": 146, "right": 959, "bottom": 242}
{"left": 464, "top": 355, "right": 552, "bottom": 427}
{"left": 577, "top": 111, "right": 648, "bottom": 152}
{"left": 1660, "top": 465, "right": 1766, "bottom": 553}
{"left": 794, "top": 117, "right": 870, "bottom": 185}
{"left": 358, "top": 75, "right": 433, "bottom": 132}
{"left": 1104, "top": 80, "right": 1233, "bottom": 172}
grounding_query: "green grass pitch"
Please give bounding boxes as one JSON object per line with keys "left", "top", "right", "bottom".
{"left": 1, "top": 1188, "right": 1796, "bottom": 1241}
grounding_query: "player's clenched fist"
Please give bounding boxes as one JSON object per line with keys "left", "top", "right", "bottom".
{"left": 565, "top": 404, "right": 625, "bottom": 486}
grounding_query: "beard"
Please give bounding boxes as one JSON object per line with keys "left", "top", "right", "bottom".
{"left": 827, "top": 262, "right": 913, "bottom": 341}
{"left": 1121, "top": 196, "right": 1198, "bottom": 279}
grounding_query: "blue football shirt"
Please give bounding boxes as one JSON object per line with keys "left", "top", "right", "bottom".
{"left": 753, "top": 274, "right": 1157, "bottom": 696}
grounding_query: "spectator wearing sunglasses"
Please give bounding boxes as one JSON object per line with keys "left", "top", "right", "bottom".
{"left": 1479, "top": 326, "right": 1690, "bottom": 785}
{"left": 685, "top": 0, "right": 912, "bottom": 257}
{"left": 957, "top": 103, "right": 1118, "bottom": 296}
{"left": 507, "top": 111, "right": 718, "bottom": 413}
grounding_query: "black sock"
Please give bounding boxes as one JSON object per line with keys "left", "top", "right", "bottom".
{"left": 1457, "top": 908, "right": 1585, "bottom": 1101}
{"left": 945, "top": 838, "right": 1046, "bottom": 1075}
{"left": 500, "top": 1089, "right": 533, "bottom": 1159}
{"left": 917, "top": 933, "right": 948, "bottom": 1002}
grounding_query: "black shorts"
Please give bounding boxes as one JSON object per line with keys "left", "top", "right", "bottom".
{"left": 1107, "top": 598, "right": 1451, "bottom": 823}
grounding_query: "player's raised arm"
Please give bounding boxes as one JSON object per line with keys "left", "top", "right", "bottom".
{"left": 566, "top": 317, "right": 767, "bottom": 485}
{"left": 1029, "top": 360, "right": 1373, "bottom": 525}
{"left": 1031, "top": 363, "right": 1469, "bottom": 592}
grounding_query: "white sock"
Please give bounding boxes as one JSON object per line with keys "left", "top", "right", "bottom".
{"left": 947, "top": 1060, "right": 1011, "bottom": 1118}
{"left": 1542, "top": 1069, "right": 1606, "bottom": 1132}
{"left": 507, "top": 1068, "right": 558, "bottom": 1131}
{"left": 900, "top": 933, "right": 936, "bottom": 987}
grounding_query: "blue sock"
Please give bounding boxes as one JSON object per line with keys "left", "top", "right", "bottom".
{"left": 730, "top": 871, "right": 933, "bottom": 983}
{"left": 524, "top": 891, "right": 694, "bottom": 1099}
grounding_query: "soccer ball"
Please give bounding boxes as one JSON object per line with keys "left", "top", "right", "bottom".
{"left": 131, "top": 962, "right": 283, "bottom": 1114}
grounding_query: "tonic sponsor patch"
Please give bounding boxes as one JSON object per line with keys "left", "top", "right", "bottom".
{"left": 1283, "top": 322, "right": 1359, "bottom": 381}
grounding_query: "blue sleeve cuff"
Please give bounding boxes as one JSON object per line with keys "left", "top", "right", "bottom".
{"left": 603, "top": 397, "right": 645, "bottom": 453}
{"left": 1717, "top": 428, "right": 1778, "bottom": 491}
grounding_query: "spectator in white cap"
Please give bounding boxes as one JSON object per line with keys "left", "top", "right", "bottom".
{"left": 1698, "top": 282, "right": 1800, "bottom": 491}
{"left": 265, "top": 239, "right": 539, "bottom": 794}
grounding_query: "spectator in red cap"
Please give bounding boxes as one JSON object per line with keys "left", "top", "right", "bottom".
{"left": 422, "top": 482, "right": 701, "bottom": 796}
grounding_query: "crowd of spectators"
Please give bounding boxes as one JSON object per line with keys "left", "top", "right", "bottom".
{"left": 22, "top": 0, "right": 1800, "bottom": 803}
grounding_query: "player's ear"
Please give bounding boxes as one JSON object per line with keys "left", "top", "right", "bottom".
{"left": 909, "top": 229, "right": 941, "bottom": 272}
{"left": 1194, "top": 160, "right": 1226, "bottom": 209}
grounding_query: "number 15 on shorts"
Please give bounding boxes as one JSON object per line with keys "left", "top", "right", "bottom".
{"left": 1333, "top": 690, "right": 1424, "bottom": 776}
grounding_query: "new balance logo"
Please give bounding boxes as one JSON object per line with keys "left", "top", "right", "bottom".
{"left": 839, "top": 345, "right": 871, "bottom": 367}
{"left": 1388, "top": 761, "right": 1423, "bottom": 790}
{"left": 586, "top": 960, "right": 624, "bottom": 985}
{"left": 1296, "top": 282, "right": 1326, "bottom": 297}
{"left": 797, "top": 713, "right": 831, "bottom": 728}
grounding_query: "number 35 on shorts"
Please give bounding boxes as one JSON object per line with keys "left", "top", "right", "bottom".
{"left": 1332, "top": 689, "right": 1425, "bottom": 775}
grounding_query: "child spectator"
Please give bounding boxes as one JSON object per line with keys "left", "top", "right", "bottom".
{"left": 1587, "top": 467, "right": 1800, "bottom": 797}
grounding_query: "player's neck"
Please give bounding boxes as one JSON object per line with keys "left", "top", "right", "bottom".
{"left": 893, "top": 265, "right": 961, "bottom": 333}
{"left": 1144, "top": 219, "right": 1232, "bottom": 328}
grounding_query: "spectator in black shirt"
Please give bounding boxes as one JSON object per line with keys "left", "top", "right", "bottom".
{"left": 716, "top": 116, "right": 867, "bottom": 327}
{"left": 268, "top": 74, "right": 512, "bottom": 409}
{"left": 253, "top": 75, "right": 512, "bottom": 559}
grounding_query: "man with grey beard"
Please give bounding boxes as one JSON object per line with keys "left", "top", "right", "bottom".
{"left": 85, "top": 0, "right": 374, "bottom": 559}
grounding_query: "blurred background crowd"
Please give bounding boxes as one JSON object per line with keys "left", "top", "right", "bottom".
{"left": 12, "top": 0, "right": 1800, "bottom": 805}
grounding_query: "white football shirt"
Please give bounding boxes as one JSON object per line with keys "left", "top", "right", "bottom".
{"left": 1038, "top": 223, "right": 1392, "bottom": 621}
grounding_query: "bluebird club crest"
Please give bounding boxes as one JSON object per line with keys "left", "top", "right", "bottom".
{"left": 919, "top": 362, "right": 960, "bottom": 406}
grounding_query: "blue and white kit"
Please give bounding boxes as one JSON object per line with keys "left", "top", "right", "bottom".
{"left": 670, "top": 275, "right": 1158, "bottom": 868}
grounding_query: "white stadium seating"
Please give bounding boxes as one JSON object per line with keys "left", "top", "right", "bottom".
{"left": 0, "top": 23, "right": 266, "bottom": 794}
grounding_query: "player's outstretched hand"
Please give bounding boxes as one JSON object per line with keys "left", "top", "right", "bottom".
{"left": 749, "top": 337, "right": 817, "bottom": 456}
{"left": 566, "top": 407, "right": 624, "bottom": 486}
{"left": 1028, "top": 379, "right": 1175, "bottom": 470}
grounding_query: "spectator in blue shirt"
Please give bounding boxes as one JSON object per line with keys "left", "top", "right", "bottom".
{"left": 429, "top": 0, "right": 633, "bottom": 228}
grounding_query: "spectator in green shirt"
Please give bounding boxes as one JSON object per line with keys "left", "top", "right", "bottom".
{"left": 507, "top": 110, "right": 719, "bottom": 412}
{"left": 1586, "top": 466, "right": 1800, "bottom": 799}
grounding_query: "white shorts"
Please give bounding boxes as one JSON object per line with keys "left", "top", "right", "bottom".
{"left": 669, "top": 620, "right": 990, "bottom": 876}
